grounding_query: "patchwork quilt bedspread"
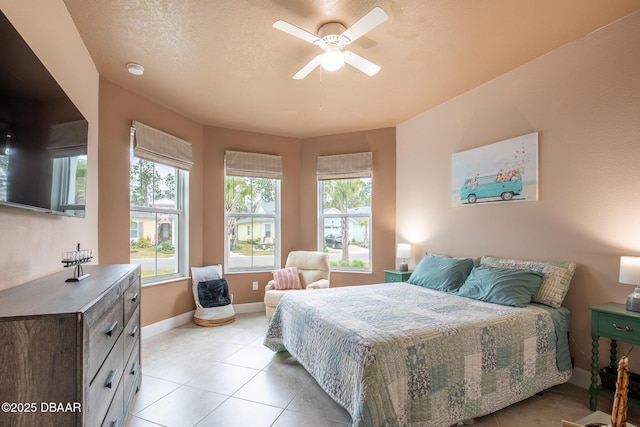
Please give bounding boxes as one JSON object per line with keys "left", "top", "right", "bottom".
{"left": 264, "top": 283, "right": 572, "bottom": 427}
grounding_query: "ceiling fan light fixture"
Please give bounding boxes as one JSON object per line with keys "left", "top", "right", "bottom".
{"left": 320, "top": 44, "right": 344, "bottom": 72}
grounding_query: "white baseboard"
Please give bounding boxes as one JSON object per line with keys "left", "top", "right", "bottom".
{"left": 141, "top": 302, "right": 266, "bottom": 339}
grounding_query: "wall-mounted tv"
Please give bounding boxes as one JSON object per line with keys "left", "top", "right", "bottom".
{"left": 0, "top": 11, "right": 88, "bottom": 217}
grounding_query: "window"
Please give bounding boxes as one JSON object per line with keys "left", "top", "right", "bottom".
{"left": 317, "top": 153, "right": 372, "bottom": 272}
{"left": 129, "top": 121, "right": 192, "bottom": 283}
{"left": 225, "top": 151, "right": 281, "bottom": 273}
{"left": 47, "top": 120, "right": 88, "bottom": 216}
{"left": 0, "top": 146, "right": 8, "bottom": 202}
{"left": 52, "top": 155, "right": 87, "bottom": 215}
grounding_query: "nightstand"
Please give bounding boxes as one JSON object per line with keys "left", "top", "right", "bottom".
{"left": 384, "top": 269, "right": 412, "bottom": 283}
{"left": 589, "top": 302, "right": 640, "bottom": 411}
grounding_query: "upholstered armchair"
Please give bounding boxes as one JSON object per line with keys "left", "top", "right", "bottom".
{"left": 264, "top": 251, "right": 330, "bottom": 320}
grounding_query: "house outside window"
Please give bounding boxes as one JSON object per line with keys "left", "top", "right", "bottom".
{"left": 317, "top": 152, "right": 372, "bottom": 272}
{"left": 129, "top": 121, "right": 192, "bottom": 283}
{"left": 225, "top": 151, "right": 281, "bottom": 273}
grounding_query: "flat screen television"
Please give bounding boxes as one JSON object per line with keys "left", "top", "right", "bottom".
{"left": 0, "top": 11, "right": 88, "bottom": 217}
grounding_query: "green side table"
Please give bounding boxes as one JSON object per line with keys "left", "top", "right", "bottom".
{"left": 589, "top": 302, "right": 640, "bottom": 411}
{"left": 384, "top": 269, "right": 412, "bottom": 283}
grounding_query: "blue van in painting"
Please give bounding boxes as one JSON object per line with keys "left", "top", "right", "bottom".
{"left": 460, "top": 171, "right": 522, "bottom": 204}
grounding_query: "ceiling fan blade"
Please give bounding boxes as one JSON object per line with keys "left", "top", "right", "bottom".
{"left": 292, "top": 56, "right": 321, "bottom": 80}
{"left": 273, "top": 20, "right": 321, "bottom": 45}
{"left": 340, "top": 7, "right": 388, "bottom": 44}
{"left": 343, "top": 52, "right": 381, "bottom": 76}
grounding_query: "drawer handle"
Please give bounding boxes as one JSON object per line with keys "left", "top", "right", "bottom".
{"left": 105, "top": 369, "right": 118, "bottom": 389}
{"left": 130, "top": 325, "right": 138, "bottom": 337}
{"left": 106, "top": 321, "right": 118, "bottom": 336}
{"left": 130, "top": 361, "right": 138, "bottom": 376}
{"left": 130, "top": 292, "right": 139, "bottom": 303}
{"left": 613, "top": 323, "right": 633, "bottom": 332}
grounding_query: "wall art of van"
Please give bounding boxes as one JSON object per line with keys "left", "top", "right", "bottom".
{"left": 452, "top": 132, "right": 539, "bottom": 207}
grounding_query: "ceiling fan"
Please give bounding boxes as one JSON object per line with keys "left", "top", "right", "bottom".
{"left": 273, "top": 7, "right": 389, "bottom": 80}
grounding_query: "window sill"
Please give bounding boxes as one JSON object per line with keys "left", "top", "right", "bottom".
{"left": 330, "top": 270, "right": 372, "bottom": 274}
{"left": 141, "top": 276, "right": 190, "bottom": 288}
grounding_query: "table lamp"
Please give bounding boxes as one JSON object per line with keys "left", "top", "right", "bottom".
{"left": 397, "top": 243, "right": 411, "bottom": 272}
{"left": 620, "top": 256, "right": 640, "bottom": 312}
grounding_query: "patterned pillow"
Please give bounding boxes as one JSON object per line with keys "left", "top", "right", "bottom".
{"left": 480, "top": 256, "right": 576, "bottom": 308}
{"left": 273, "top": 267, "right": 302, "bottom": 290}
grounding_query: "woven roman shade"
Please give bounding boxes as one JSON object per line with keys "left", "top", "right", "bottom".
{"left": 225, "top": 150, "right": 282, "bottom": 179}
{"left": 317, "top": 152, "right": 372, "bottom": 180}
{"left": 132, "top": 121, "right": 193, "bottom": 170}
{"left": 47, "top": 120, "right": 88, "bottom": 158}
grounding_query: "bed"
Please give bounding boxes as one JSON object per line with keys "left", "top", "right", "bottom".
{"left": 264, "top": 254, "right": 575, "bottom": 427}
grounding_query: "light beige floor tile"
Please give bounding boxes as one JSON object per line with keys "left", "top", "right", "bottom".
{"left": 287, "top": 378, "right": 352, "bottom": 424}
{"left": 222, "top": 345, "right": 278, "bottom": 370}
{"left": 135, "top": 385, "right": 227, "bottom": 427}
{"left": 195, "top": 397, "right": 283, "bottom": 427}
{"left": 233, "top": 367, "right": 311, "bottom": 408}
{"left": 143, "top": 353, "right": 219, "bottom": 384}
{"left": 126, "top": 415, "right": 166, "bottom": 427}
{"left": 271, "top": 409, "right": 351, "bottom": 427}
{"left": 185, "top": 361, "right": 259, "bottom": 395}
{"left": 129, "top": 375, "right": 182, "bottom": 414}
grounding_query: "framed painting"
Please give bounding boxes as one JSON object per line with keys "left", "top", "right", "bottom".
{"left": 452, "top": 132, "right": 538, "bottom": 207}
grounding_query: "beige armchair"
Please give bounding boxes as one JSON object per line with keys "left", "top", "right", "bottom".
{"left": 264, "top": 251, "right": 330, "bottom": 320}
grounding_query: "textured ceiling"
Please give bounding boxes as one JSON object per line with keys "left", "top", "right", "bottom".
{"left": 63, "top": 0, "right": 640, "bottom": 138}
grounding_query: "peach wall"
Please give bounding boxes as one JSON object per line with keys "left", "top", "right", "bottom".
{"left": 396, "top": 11, "right": 640, "bottom": 372}
{"left": 0, "top": 1, "right": 99, "bottom": 290}
{"left": 202, "top": 126, "right": 302, "bottom": 304}
{"left": 98, "top": 78, "right": 204, "bottom": 326}
{"left": 201, "top": 127, "right": 397, "bottom": 304}
{"left": 97, "top": 88, "right": 397, "bottom": 325}
{"left": 302, "top": 128, "right": 397, "bottom": 287}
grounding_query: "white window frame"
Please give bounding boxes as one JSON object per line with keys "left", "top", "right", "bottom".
{"left": 129, "top": 156, "right": 189, "bottom": 284}
{"left": 316, "top": 152, "right": 372, "bottom": 273}
{"left": 129, "top": 122, "right": 192, "bottom": 285}
{"left": 317, "top": 179, "right": 372, "bottom": 273}
{"left": 53, "top": 155, "right": 86, "bottom": 215}
{"left": 224, "top": 176, "right": 281, "bottom": 273}
{"left": 224, "top": 151, "right": 282, "bottom": 274}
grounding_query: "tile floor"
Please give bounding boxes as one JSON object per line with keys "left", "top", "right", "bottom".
{"left": 126, "top": 312, "right": 640, "bottom": 427}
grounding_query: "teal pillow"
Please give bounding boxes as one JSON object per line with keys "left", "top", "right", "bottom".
{"left": 407, "top": 254, "right": 474, "bottom": 292}
{"left": 456, "top": 265, "right": 544, "bottom": 307}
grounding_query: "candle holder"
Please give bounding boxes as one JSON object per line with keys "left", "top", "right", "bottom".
{"left": 62, "top": 244, "right": 93, "bottom": 282}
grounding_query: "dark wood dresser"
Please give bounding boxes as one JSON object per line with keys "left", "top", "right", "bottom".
{"left": 0, "top": 264, "right": 141, "bottom": 427}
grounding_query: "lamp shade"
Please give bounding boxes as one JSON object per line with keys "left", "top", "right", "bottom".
{"left": 619, "top": 256, "right": 640, "bottom": 285}
{"left": 396, "top": 243, "right": 411, "bottom": 259}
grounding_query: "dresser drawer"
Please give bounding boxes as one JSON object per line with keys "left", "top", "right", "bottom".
{"left": 89, "top": 296, "right": 124, "bottom": 381}
{"left": 124, "top": 305, "right": 140, "bottom": 361}
{"left": 124, "top": 339, "right": 141, "bottom": 410}
{"left": 100, "top": 375, "right": 124, "bottom": 427}
{"left": 593, "top": 312, "right": 640, "bottom": 342}
{"left": 88, "top": 334, "right": 124, "bottom": 427}
{"left": 124, "top": 276, "right": 140, "bottom": 325}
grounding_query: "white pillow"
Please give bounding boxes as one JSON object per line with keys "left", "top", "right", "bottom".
{"left": 191, "top": 264, "right": 222, "bottom": 285}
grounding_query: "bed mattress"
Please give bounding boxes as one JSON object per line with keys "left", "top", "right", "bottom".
{"left": 264, "top": 282, "right": 571, "bottom": 427}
